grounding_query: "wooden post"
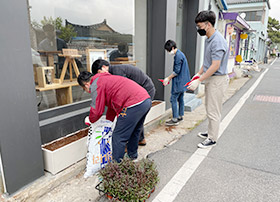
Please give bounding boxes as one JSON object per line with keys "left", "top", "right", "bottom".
{"left": 60, "top": 57, "right": 69, "bottom": 83}
{"left": 58, "top": 49, "right": 81, "bottom": 83}
{"left": 69, "top": 61, "right": 73, "bottom": 82}
{"left": 72, "top": 58, "right": 80, "bottom": 77}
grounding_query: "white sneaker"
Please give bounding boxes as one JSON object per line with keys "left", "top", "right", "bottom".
{"left": 198, "top": 138, "right": 216, "bottom": 149}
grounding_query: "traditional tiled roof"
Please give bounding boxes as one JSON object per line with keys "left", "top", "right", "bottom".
{"left": 66, "top": 19, "right": 117, "bottom": 34}
{"left": 65, "top": 19, "right": 132, "bottom": 44}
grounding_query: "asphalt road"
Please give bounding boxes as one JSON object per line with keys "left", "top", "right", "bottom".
{"left": 148, "top": 59, "right": 280, "bottom": 202}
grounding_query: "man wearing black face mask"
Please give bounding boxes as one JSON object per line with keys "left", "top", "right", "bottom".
{"left": 187, "top": 10, "right": 229, "bottom": 149}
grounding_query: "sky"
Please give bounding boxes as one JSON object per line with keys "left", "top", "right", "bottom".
{"left": 268, "top": 0, "right": 280, "bottom": 21}
{"left": 29, "top": 0, "right": 134, "bottom": 34}
{"left": 28, "top": 0, "right": 280, "bottom": 34}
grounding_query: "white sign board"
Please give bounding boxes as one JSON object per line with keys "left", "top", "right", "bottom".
{"left": 86, "top": 49, "right": 107, "bottom": 72}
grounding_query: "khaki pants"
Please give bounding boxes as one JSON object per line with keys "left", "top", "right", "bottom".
{"left": 205, "top": 75, "right": 229, "bottom": 141}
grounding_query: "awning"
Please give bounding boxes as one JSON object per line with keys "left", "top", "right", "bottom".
{"left": 221, "top": 12, "right": 250, "bottom": 31}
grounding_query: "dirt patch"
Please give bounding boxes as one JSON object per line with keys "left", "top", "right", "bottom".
{"left": 43, "top": 128, "right": 89, "bottom": 151}
{"left": 152, "top": 101, "right": 162, "bottom": 107}
{"left": 165, "top": 126, "right": 175, "bottom": 132}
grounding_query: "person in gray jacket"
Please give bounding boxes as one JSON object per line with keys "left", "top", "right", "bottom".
{"left": 92, "top": 59, "right": 156, "bottom": 146}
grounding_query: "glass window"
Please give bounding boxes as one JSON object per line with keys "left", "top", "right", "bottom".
{"left": 27, "top": 0, "right": 135, "bottom": 111}
{"left": 243, "top": 11, "right": 263, "bottom": 22}
{"left": 228, "top": 27, "right": 237, "bottom": 57}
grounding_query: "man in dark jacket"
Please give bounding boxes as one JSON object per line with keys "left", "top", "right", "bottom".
{"left": 163, "top": 40, "right": 191, "bottom": 126}
{"left": 92, "top": 59, "right": 156, "bottom": 146}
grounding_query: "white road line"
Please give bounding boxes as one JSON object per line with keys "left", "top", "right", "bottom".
{"left": 271, "top": 58, "right": 277, "bottom": 66}
{"left": 152, "top": 59, "right": 276, "bottom": 202}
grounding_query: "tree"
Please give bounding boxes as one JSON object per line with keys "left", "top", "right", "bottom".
{"left": 58, "top": 23, "right": 77, "bottom": 43}
{"left": 40, "top": 16, "right": 56, "bottom": 27}
{"left": 53, "top": 17, "right": 77, "bottom": 43}
{"left": 267, "top": 17, "right": 280, "bottom": 46}
{"left": 32, "top": 16, "right": 77, "bottom": 43}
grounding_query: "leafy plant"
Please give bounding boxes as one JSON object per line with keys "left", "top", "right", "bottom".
{"left": 267, "top": 17, "right": 280, "bottom": 51}
{"left": 32, "top": 16, "right": 77, "bottom": 43}
{"left": 97, "top": 157, "right": 159, "bottom": 202}
{"left": 267, "top": 17, "right": 280, "bottom": 44}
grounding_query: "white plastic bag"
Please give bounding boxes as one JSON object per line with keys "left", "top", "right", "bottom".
{"left": 84, "top": 116, "right": 115, "bottom": 178}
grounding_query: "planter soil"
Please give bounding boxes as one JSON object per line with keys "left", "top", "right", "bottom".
{"left": 43, "top": 128, "right": 89, "bottom": 151}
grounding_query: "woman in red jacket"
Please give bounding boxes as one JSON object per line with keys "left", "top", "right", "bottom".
{"left": 77, "top": 71, "right": 151, "bottom": 163}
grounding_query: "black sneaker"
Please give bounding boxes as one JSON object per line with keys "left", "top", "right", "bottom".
{"left": 178, "top": 116, "right": 183, "bottom": 122}
{"left": 165, "top": 119, "right": 179, "bottom": 126}
{"left": 198, "top": 138, "right": 216, "bottom": 148}
{"left": 197, "top": 132, "right": 208, "bottom": 139}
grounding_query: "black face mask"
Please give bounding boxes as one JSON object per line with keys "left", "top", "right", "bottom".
{"left": 197, "top": 28, "right": 206, "bottom": 36}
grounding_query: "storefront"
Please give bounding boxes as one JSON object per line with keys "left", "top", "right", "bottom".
{"left": 220, "top": 12, "right": 250, "bottom": 75}
{"left": 1, "top": 0, "right": 145, "bottom": 195}
{"left": 0, "top": 0, "right": 203, "bottom": 195}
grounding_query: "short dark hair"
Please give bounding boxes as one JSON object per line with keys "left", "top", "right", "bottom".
{"left": 195, "top": 10, "right": 216, "bottom": 27}
{"left": 164, "top": 40, "right": 177, "bottom": 52}
{"left": 91, "top": 59, "right": 110, "bottom": 75}
{"left": 117, "top": 42, "right": 128, "bottom": 53}
{"left": 77, "top": 71, "right": 93, "bottom": 87}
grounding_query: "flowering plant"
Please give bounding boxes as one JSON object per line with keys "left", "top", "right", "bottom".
{"left": 97, "top": 157, "right": 159, "bottom": 202}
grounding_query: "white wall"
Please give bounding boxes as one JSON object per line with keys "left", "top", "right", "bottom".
{"left": 134, "top": 0, "right": 147, "bottom": 73}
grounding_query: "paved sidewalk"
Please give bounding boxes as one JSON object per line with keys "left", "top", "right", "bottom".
{"left": 35, "top": 76, "right": 249, "bottom": 202}
{"left": 1, "top": 72, "right": 255, "bottom": 202}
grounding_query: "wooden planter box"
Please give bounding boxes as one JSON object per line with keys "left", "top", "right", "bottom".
{"left": 42, "top": 128, "right": 88, "bottom": 174}
{"left": 144, "top": 100, "right": 166, "bottom": 125}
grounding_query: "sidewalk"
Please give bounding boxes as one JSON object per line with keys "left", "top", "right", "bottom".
{"left": 39, "top": 77, "right": 250, "bottom": 202}
{"left": 1, "top": 73, "right": 254, "bottom": 202}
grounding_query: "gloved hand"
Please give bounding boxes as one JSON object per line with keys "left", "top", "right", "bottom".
{"left": 187, "top": 79, "right": 201, "bottom": 91}
{"left": 163, "top": 77, "right": 170, "bottom": 86}
{"left": 192, "top": 73, "right": 201, "bottom": 80}
{"left": 184, "top": 73, "right": 200, "bottom": 87}
{"left": 84, "top": 116, "right": 91, "bottom": 126}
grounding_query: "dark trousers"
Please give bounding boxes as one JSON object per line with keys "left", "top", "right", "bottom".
{"left": 112, "top": 98, "right": 152, "bottom": 163}
{"left": 139, "top": 87, "right": 155, "bottom": 141}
